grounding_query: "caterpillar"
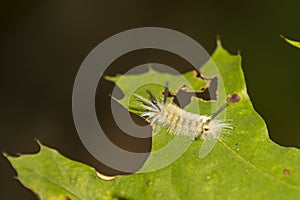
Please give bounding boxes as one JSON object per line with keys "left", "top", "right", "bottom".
{"left": 134, "top": 83, "right": 234, "bottom": 157}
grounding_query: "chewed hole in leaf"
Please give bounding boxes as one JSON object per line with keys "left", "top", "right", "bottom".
{"left": 162, "top": 76, "right": 218, "bottom": 108}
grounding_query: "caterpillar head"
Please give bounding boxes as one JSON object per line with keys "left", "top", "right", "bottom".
{"left": 200, "top": 117, "right": 230, "bottom": 139}
{"left": 199, "top": 102, "right": 233, "bottom": 139}
{"left": 201, "top": 116, "right": 212, "bottom": 133}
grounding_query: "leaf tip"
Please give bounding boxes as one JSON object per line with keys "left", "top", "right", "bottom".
{"left": 147, "top": 64, "right": 156, "bottom": 73}
{"left": 216, "top": 35, "right": 222, "bottom": 47}
{"left": 237, "top": 49, "right": 242, "bottom": 56}
{"left": 280, "top": 34, "right": 289, "bottom": 43}
{"left": 2, "top": 151, "right": 9, "bottom": 160}
{"left": 105, "top": 74, "right": 122, "bottom": 83}
{"left": 280, "top": 34, "right": 300, "bottom": 49}
{"left": 2, "top": 151, "right": 17, "bottom": 163}
{"left": 104, "top": 75, "right": 114, "bottom": 81}
{"left": 34, "top": 138, "right": 43, "bottom": 147}
{"left": 109, "top": 93, "right": 121, "bottom": 103}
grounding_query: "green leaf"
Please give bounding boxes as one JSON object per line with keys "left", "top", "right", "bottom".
{"left": 281, "top": 35, "right": 300, "bottom": 49}
{"left": 6, "top": 41, "right": 300, "bottom": 199}
{"left": 5, "top": 144, "right": 106, "bottom": 200}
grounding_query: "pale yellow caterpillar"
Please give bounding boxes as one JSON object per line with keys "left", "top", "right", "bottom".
{"left": 134, "top": 83, "right": 235, "bottom": 157}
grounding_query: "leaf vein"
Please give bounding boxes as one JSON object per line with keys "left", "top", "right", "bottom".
{"left": 220, "top": 140, "right": 300, "bottom": 191}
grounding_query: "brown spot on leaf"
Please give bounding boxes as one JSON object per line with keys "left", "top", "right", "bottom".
{"left": 64, "top": 196, "right": 72, "bottom": 200}
{"left": 283, "top": 168, "right": 290, "bottom": 175}
{"left": 226, "top": 94, "right": 240, "bottom": 103}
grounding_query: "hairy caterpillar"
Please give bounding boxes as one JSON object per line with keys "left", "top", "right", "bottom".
{"left": 134, "top": 83, "right": 234, "bottom": 157}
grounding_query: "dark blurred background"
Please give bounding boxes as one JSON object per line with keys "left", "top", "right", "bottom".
{"left": 1, "top": 0, "right": 300, "bottom": 199}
